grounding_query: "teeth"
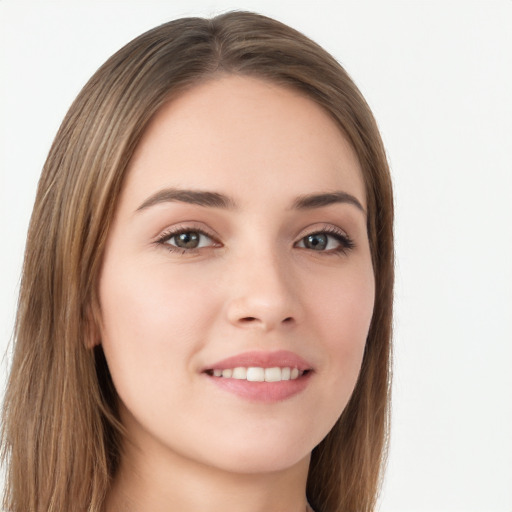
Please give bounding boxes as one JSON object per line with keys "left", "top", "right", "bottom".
{"left": 265, "top": 367, "right": 282, "bottom": 382}
{"left": 232, "top": 367, "right": 247, "bottom": 379}
{"left": 247, "top": 367, "right": 265, "bottom": 382}
{"left": 211, "top": 367, "right": 304, "bottom": 382}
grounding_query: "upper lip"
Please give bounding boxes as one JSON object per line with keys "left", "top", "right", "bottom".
{"left": 203, "top": 350, "right": 313, "bottom": 372}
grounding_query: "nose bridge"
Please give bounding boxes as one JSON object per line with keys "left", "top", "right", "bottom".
{"left": 225, "top": 239, "right": 300, "bottom": 330}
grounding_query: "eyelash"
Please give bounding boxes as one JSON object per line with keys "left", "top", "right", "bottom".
{"left": 155, "top": 225, "right": 220, "bottom": 254}
{"left": 155, "top": 224, "right": 355, "bottom": 255}
{"left": 295, "top": 226, "right": 355, "bottom": 255}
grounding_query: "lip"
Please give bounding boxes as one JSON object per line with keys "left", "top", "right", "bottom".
{"left": 202, "top": 350, "right": 313, "bottom": 403}
{"left": 203, "top": 350, "right": 312, "bottom": 372}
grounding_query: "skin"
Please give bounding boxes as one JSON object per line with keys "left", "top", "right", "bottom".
{"left": 99, "top": 75, "right": 375, "bottom": 512}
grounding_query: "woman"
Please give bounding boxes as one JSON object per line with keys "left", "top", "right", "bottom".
{"left": 1, "top": 11, "right": 393, "bottom": 512}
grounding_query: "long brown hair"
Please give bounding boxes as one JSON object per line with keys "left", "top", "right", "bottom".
{"left": 1, "top": 11, "right": 393, "bottom": 512}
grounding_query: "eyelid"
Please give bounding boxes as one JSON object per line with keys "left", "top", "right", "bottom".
{"left": 295, "top": 223, "right": 350, "bottom": 241}
{"left": 153, "top": 222, "right": 354, "bottom": 255}
{"left": 154, "top": 223, "right": 222, "bottom": 250}
{"left": 294, "top": 223, "right": 355, "bottom": 253}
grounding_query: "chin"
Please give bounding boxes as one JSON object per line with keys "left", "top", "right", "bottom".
{"left": 204, "top": 444, "right": 312, "bottom": 476}
{"left": 184, "top": 421, "right": 324, "bottom": 476}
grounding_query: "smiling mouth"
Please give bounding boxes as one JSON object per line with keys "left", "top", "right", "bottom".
{"left": 205, "top": 366, "right": 310, "bottom": 382}
{"left": 203, "top": 351, "right": 313, "bottom": 401}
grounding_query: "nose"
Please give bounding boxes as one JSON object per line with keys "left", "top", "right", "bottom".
{"left": 224, "top": 251, "right": 302, "bottom": 332}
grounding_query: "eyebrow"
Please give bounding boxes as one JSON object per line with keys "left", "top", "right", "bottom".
{"left": 136, "top": 188, "right": 236, "bottom": 212}
{"left": 292, "top": 191, "right": 366, "bottom": 214}
{"left": 135, "top": 188, "right": 365, "bottom": 214}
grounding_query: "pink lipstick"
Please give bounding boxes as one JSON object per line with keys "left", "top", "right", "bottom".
{"left": 202, "top": 350, "right": 313, "bottom": 402}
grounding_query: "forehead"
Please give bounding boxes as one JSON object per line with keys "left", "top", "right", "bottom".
{"left": 123, "top": 75, "right": 366, "bottom": 211}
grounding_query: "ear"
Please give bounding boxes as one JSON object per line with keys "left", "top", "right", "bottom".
{"left": 84, "top": 301, "right": 102, "bottom": 349}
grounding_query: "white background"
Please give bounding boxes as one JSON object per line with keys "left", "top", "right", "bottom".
{"left": 1, "top": 1, "right": 511, "bottom": 511}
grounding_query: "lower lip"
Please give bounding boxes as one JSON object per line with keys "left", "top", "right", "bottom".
{"left": 205, "top": 372, "right": 312, "bottom": 403}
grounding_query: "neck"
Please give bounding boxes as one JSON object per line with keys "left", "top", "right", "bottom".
{"left": 104, "top": 432, "right": 311, "bottom": 512}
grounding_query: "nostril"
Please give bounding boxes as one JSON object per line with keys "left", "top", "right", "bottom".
{"left": 239, "top": 316, "right": 294, "bottom": 325}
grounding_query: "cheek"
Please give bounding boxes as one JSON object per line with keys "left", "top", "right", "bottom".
{"left": 306, "top": 260, "right": 375, "bottom": 395}
{"left": 97, "top": 260, "right": 220, "bottom": 394}
{"left": 314, "top": 260, "right": 374, "bottom": 341}
{"left": 100, "top": 259, "right": 216, "bottom": 338}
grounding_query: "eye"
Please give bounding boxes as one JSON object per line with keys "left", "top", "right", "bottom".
{"left": 171, "top": 231, "right": 207, "bottom": 249}
{"left": 295, "top": 228, "right": 355, "bottom": 254}
{"left": 157, "top": 227, "right": 219, "bottom": 252}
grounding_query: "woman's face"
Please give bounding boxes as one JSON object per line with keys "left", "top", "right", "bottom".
{"left": 98, "top": 75, "right": 375, "bottom": 475}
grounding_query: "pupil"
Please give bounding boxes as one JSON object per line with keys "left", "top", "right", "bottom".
{"left": 176, "top": 232, "right": 199, "bottom": 248}
{"left": 306, "top": 234, "right": 327, "bottom": 250}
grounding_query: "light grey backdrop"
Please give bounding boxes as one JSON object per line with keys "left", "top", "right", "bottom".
{"left": 1, "top": 1, "right": 511, "bottom": 510}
